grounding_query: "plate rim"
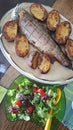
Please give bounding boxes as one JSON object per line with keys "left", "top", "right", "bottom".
{"left": 0, "top": 2, "right": 73, "bottom": 85}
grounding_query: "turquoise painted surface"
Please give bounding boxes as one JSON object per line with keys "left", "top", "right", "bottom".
{"left": 62, "top": 83, "right": 73, "bottom": 130}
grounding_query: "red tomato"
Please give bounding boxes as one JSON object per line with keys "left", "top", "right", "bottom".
{"left": 32, "top": 87, "right": 38, "bottom": 93}
{"left": 37, "top": 88, "right": 45, "bottom": 96}
{"left": 32, "top": 87, "right": 45, "bottom": 96}
{"left": 15, "top": 100, "right": 22, "bottom": 107}
{"left": 27, "top": 105, "right": 35, "bottom": 114}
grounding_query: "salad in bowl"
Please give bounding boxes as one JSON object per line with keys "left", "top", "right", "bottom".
{"left": 4, "top": 75, "right": 66, "bottom": 128}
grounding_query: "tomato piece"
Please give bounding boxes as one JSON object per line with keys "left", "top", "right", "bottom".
{"left": 37, "top": 88, "right": 45, "bottom": 96}
{"left": 27, "top": 105, "right": 35, "bottom": 114}
{"left": 32, "top": 87, "right": 38, "bottom": 93}
{"left": 32, "top": 87, "right": 45, "bottom": 96}
{"left": 15, "top": 100, "right": 22, "bottom": 107}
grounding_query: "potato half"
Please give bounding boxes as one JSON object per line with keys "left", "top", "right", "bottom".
{"left": 2, "top": 20, "right": 18, "bottom": 42}
{"left": 15, "top": 34, "right": 29, "bottom": 57}
{"left": 30, "top": 3, "right": 48, "bottom": 21}
{"left": 55, "top": 21, "right": 71, "bottom": 44}
{"left": 47, "top": 10, "right": 60, "bottom": 31}
{"left": 66, "top": 39, "right": 73, "bottom": 60}
{"left": 38, "top": 54, "right": 51, "bottom": 74}
{"left": 27, "top": 51, "right": 39, "bottom": 69}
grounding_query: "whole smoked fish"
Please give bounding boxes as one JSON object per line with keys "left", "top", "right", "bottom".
{"left": 18, "top": 10, "right": 72, "bottom": 68}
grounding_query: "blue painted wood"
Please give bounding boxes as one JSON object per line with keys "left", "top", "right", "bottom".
{"left": 0, "top": 50, "right": 10, "bottom": 79}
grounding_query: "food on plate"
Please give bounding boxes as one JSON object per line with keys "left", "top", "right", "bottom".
{"left": 55, "top": 21, "right": 71, "bottom": 44}
{"left": 15, "top": 34, "right": 29, "bottom": 57}
{"left": 19, "top": 10, "right": 72, "bottom": 68}
{"left": 38, "top": 54, "right": 51, "bottom": 74}
{"left": 2, "top": 20, "right": 18, "bottom": 42}
{"left": 5, "top": 75, "right": 63, "bottom": 127}
{"left": 27, "top": 51, "right": 39, "bottom": 69}
{"left": 65, "top": 39, "right": 73, "bottom": 60}
{"left": 30, "top": 3, "right": 47, "bottom": 21}
{"left": 47, "top": 10, "right": 60, "bottom": 31}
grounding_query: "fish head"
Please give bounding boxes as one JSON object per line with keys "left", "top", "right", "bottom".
{"left": 10, "top": 4, "right": 25, "bottom": 20}
{"left": 18, "top": 10, "right": 26, "bottom": 21}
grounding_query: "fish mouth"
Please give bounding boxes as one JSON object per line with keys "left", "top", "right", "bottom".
{"left": 18, "top": 10, "right": 26, "bottom": 21}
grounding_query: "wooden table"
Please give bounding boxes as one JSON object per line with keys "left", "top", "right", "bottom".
{"left": 0, "top": 0, "right": 73, "bottom": 130}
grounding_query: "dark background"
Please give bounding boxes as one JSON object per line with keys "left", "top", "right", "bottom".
{"left": 0, "top": 0, "right": 55, "bottom": 19}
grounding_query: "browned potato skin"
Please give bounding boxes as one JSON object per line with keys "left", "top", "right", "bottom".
{"left": 15, "top": 34, "right": 29, "bottom": 57}
{"left": 30, "top": 3, "right": 48, "bottom": 21}
{"left": 2, "top": 20, "right": 18, "bottom": 42}
{"left": 66, "top": 39, "right": 73, "bottom": 60}
{"left": 38, "top": 54, "right": 51, "bottom": 74}
{"left": 55, "top": 21, "right": 71, "bottom": 44}
{"left": 28, "top": 51, "right": 39, "bottom": 69}
{"left": 47, "top": 10, "right": 60, "bottom": 31}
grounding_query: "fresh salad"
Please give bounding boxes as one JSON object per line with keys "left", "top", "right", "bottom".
{"left": 4, "top": 75, "right": 65, "bottom": 127}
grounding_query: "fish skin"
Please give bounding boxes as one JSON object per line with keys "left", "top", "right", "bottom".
{"left": 18, "top": 10, "right": 72, "bottom": 68}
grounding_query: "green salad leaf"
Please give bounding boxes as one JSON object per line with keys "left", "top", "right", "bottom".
{"left": 4, "top": 75, "right": 66, "bottom": 128}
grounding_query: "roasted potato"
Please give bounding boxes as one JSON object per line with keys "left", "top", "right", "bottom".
{"left": 28, "top": 51, "right": 39, "bottom": 69}
{"left": 38, "top": 54, "right": 51, "bottom": 74}
{"left": 66, "top": 39, "right": 73, "bottom": 60}
{"left": 47, "top": 10, "right": 60, "bottom": 31}
{"left": 30, "top": 3, "right": 48, "bottom": 21}
{"left": 55, "top": 21, "right": 71, "bottom": 44}
{"left": 2, "top": 20, "right": 18, "bottom": 42}
{"left": 15, "top": 34, "right": 29, "bottom": 57}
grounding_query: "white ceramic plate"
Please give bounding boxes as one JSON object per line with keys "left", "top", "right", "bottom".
{"left": 0, "top": 3, "right": 73, "bottom": 85}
